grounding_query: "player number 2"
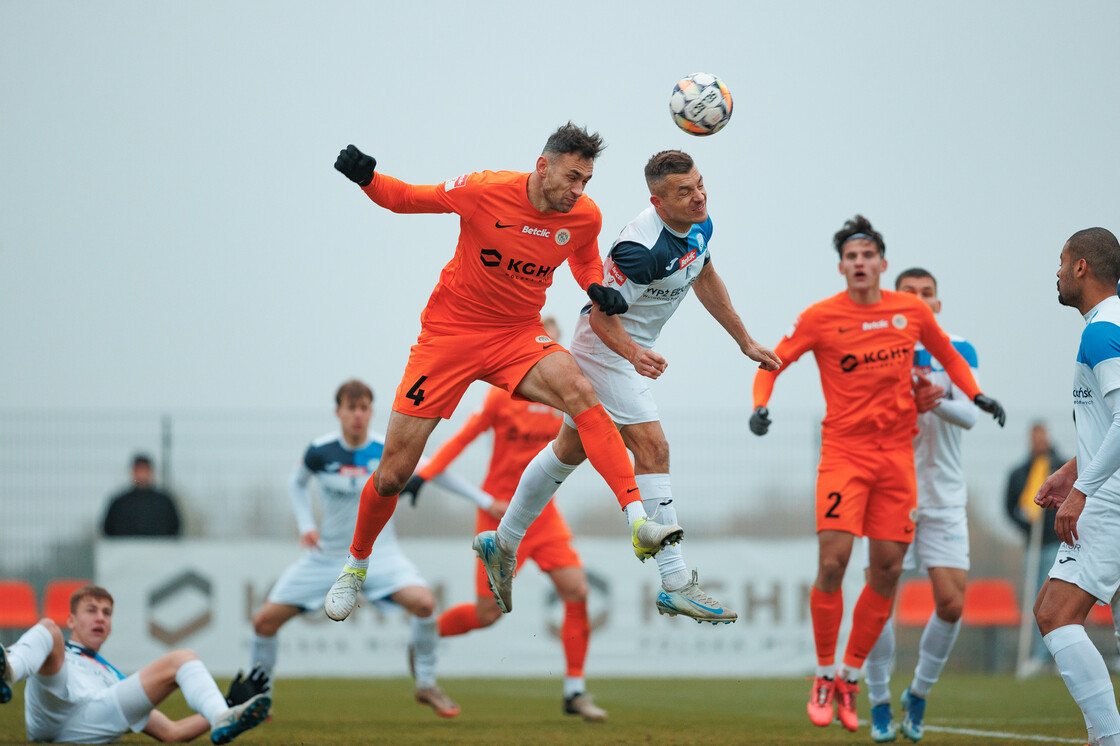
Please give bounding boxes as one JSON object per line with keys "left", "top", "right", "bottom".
{"left": 406, "top": 376, "right": 428, "bottom": 406}
{"left": 825, "top": 491, "right": 842, "bottom": 519}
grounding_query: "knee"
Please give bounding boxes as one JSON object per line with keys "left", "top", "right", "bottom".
{"left": 374, "top": 469, "right": 409, "bottom": 497}
{"left": 252, "top": 611, "right": 279, "bottom": 637}
{"left": 564, "top": 375, "right": 599, "bottom": 411}
{"left": 817, "top": 557, "right": 848, "bottom": 588}
{"left": 935, "top": 596, "right": 963, "bottom": 623}
{"left": 557, "top": 578, "right": 589, "bottom": 603}
{"left": 475, "top": 600, "right": 502, "bottom": 627}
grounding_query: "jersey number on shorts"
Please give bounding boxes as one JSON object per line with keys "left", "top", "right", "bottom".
{"left": 406, "top": 376, "right": 428, "bottom": 406}
{"left": 825, "top": 492, "right": 842, "bottom": 519}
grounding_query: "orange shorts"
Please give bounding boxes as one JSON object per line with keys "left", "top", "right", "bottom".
{"left": 393, "top": 322, "right": 565, "bottom": 419}
{"left": 472, "top": 500, "right": 580, "bottom": 597}
{"left": 815, "top": 441, "right": 917, "bottom": 542}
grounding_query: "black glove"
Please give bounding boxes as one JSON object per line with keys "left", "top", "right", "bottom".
{"left": 225, "top": 665, "right": 270, "bottom": 707}
{"left": 749, "top": 406, "right": 771, "bottom": 436}
{"left": 587, "top": 283, "right": 628, "bottom": 316}
{"left": 335, "top": 145, "right": 377, "bottom": 187}
{"left": 399, "top": 474, "right": 426, "bottom": 507}
{"left": 973, "top": 394, "right": 1006, "bottom": 427}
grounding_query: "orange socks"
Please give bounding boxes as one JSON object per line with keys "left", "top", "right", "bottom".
{"left": 810, "top": 587, "right": 844, "bottom": 667}
{"left": 562, "top": 601, "right": 590, "bottom": 678}
{"left": 437, "top": 604, "right": 483, "bottom": 637}
{"left": 843, "top": 585, "right": 894, "bottom": 670}
{"left": 572, "top": 405, "right": 639, "bottom": 508}
{"left": 348, "top": 472, "right": 398, "bottom": 559}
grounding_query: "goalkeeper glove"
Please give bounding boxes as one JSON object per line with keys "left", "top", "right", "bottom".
{"left": 973, "top": 394, "right": 1006, "bottom": 427}
{"left": 749, "top": 406, "right": 771, "bottom": 436}
{"left": 400, "top": 474, "right": 426, "bottom": 507}
{"left": 335, "top": 145, "right": 376, "bottom": 187}
{"left": 587, "top": 283, "right": 628, "bottom": 316}
{"left": 225, "top": 665, "right": 270, "bottom": 706}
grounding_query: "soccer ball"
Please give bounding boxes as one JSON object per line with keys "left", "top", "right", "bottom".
{"left": 669, "top": 73, "right": 733, "bottom": 136}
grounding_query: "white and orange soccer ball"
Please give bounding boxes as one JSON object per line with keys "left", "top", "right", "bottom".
{"left": 669, "top": 72, "right": 733, "bottom": 136}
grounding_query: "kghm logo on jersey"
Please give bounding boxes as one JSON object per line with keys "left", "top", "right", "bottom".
{"left": 555, "top": 228, "right": 571, "bottom": 246}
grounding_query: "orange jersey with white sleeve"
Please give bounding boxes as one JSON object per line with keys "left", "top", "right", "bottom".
{"left": 361, "top": 170, "right": 604, "bottom": 333}
{"left": 752, "top": 290, "right": 982, "bottom": 448}
{"left": 418, "top": 386, "right": 564, "bottom": 502}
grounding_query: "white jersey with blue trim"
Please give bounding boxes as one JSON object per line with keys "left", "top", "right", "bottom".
{"left": 571, "top": 205, "right": 712, "bottom": 353}
{"left": 291, "top": 431, "right": 401, "bottom": 556}
{"left": 1072, "top": 295, "right": 1120, "bottom": 504}
{"left": 24, "top": 643, "right": 130, "bottom": 732}
{"left": 912, "top": 334, "right": 980, "bottom": 509}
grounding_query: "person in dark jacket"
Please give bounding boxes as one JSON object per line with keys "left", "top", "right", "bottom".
{"left": 102, "top": 454, "right": 181, "bottom": 537}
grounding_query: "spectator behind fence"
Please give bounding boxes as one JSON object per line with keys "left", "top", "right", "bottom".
{"left": 1005, "top": 423, "right": 1063, "bottom": 670}
{"left": 101, "top": 454, "right": 181, "bottom": 537}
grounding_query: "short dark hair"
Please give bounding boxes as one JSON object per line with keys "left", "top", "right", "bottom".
{"left": 833, "top": 214, "right": 885, "bottom": 257}
{"left": 542, "top": 123, "right": 605, "bottom": 162}
{"left": 1067, "top": 227, "right": 1120, "bottom": 285}
{"left": 895, "top": 267, "right": 937, "bottom": 292}
{"left": 644, "top": 150, "right": 694, "bottom": 194}
{"left": 335, "top": 379, "right": 373, "bottom": 407}
{"left": 71, "top": 585, "right": 114, "bottom": 614}
{"left": 131, "top": 453, "right": 152, "bottom": 468}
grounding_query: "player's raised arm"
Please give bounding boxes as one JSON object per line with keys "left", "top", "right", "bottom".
{"left": 334, "top": 144, "right": 465, "bottom": 215}
{"left": 691, "top": 261, "right": 780, "bottom": 371}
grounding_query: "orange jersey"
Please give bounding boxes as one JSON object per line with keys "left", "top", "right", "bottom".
{"left": 753, "top": 290, "right": 982, "bottom": 446}
{"left": 361, "top": 170, "right": 604, "bottom": 333}
{"left": 417, "top": 386, "right": 564, "bottom": 501}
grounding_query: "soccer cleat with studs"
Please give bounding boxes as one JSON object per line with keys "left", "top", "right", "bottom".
{"left": 655, "top": 570, "right": 737, "bottom": 624}
{"left": 631, "top": 516, "right": 684, "bottom": 562}
{"left": 807, "top": 676, "right": 835, "bottom": 727}
{"left": 900, "top": 687, "right": 926, "bottom": 741}
{"left": 324, "top": 566, "right": 366, "bottom": 621}
{"left": 473, "top": 530, "right": 516, "bottom": 613}
{"left": 564, "top": 693, "right": 608, "bottom": 722}
{"left": 210, "top": 692, "right": 270, "bottom": 744}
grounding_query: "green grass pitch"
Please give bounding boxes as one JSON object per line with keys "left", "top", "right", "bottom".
{"left": 0, "top": 674, "right": 1096, "bottom": 744}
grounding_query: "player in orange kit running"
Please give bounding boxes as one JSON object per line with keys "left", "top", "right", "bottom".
{"left": 401, "top": 318, "right": 608, "bottom": 722}
{"left": 749, "top": 215, "right": 1006, "bottom": 735}
{"left": 324, "top": 124, "right": 684, "bottom": 623}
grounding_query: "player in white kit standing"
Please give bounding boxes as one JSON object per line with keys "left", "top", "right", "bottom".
{"left": 1034, "top": 226, "right": 1120, "bottom": 746}
{"left": 862, "top": 268, "right": 981, "bottom": 742}
{"left": 476, "top": 150, "right": 780, "bottom": 620}
{"left": 247, "top": 380, "right": 459, "bottom": 717}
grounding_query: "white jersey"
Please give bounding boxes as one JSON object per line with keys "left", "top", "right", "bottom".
{"left": 571, "top": 205, "right": 711, "bottom": 354}
{"left": 25, "top": 642, "right": 147, "bottom": 740}
{"left": 1071, "top": 295, "right": 1120, "bottom": 504}
{"left": 290, "top": 431, "right": 402, "bottom": 557}
{"left": 912, "top": 334, "right": 979, "bottom": 509}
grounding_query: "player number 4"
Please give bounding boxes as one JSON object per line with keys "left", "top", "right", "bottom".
{"left": 406, "top": 376, "right": 428, "bottom": 406}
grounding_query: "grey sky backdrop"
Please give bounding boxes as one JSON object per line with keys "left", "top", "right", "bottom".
{"left": 3, "top": 1, "right": 1118, "bottom": 437}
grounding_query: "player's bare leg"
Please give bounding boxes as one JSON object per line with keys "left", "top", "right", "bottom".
{"left": 327, "top": 412, "right": 439, "bottom": 621}
{"left": 621, "top": 420, "right": 736, "bottom": 624}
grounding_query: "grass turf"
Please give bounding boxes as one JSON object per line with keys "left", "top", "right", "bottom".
{"left": 0, "top": 673, "right": 1094, "bottom": 745}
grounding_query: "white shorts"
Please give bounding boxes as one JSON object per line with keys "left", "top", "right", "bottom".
{"left": 1048, "top": 498, "right": 1120, "bottom": 605}
{"left": 859, "top": 506, "right": 970, "bottom": 572}
{"left": 563, "top": 345, "right": 658, "bottom": 427}
{"left": 268, "top": 550, "right": 427, "bottom": 611}
{"left": 26, "top": 670, "right": 151, "bottom": 744}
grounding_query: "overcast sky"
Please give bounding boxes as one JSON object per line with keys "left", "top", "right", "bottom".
{"left": 3, "top": 1, "right": 1118, "bottom": 429}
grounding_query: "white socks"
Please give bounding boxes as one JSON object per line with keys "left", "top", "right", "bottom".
{"left": 249, "top": 633, "right": 278, "bottom": 679}
{"left": 563, "top": 676, "right": 586, "bottom": 698}
{"left": 497, "top": 442, "right": 577, "bottom": 550}
{"left": 410, "top": 615, "right": 438, "bottom": 689}
{"left": 345, "top": 553, "right": 369, "bottom": 572}
{"left": 175, "top": 659, "right": 229, "bottom": 725}
{"left": 910, "top": 614, "right": 960, "bottom": 698}
{"left": 6, "top": 624, "right": 54, "bottom": 681}
{"left": 637, "top": 473, "right": 688, "bottom": 590}
{"left": 864, "top": 617, "right": 895, "bottom": 706}
{"left": 1045, "top": 624, "right": 1120, "bottom": 741}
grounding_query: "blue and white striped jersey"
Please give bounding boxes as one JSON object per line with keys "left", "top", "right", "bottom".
{"left": 571, "top": 205, "right": 712, "bottom": 353}
{"left": 290, "top": 431, "right": 401, "bottom": 556}
{"left": 912, "top": 334, "right": 979, "bottom": 509}
{"left": 1072, "top": 295, "right": 1120, "bottom": 504}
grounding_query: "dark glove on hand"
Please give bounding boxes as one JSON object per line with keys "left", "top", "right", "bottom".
{"left": 335, "top": 145, "right": 377, "bottom": 187}
{"left": 225, "top": 665, "right": 270, "bottom": 706}
{"left": 587, "top": 283, "right": 628, "bottom": 316}
{"left": 400, "top": 474, "right": 426, "bottom": 507}
{"left": 973, "top": 394, "right": 1006, "bottom": 427}
{"left": 749, "top": 406, "right": 771, "bottom": 436}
